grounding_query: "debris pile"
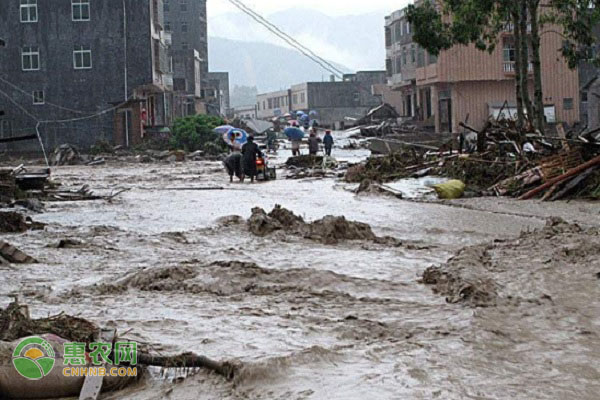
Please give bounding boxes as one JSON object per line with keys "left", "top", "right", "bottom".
{"left": 345, "top": 149, "right": 426, "bottom": 183}
{"left": 51, "top": 144, "right": 83, "bottom": 166}
{"left": 247, "top": 205, "right": 400, "bottom": 245}
{"left": 345, "top": 117, "right": 600, "bottom": 200}
{"left": 284, "top": 155, "right": 344, "bottom": 180}
{"left": 0, "top": 211, "right": 29, "bottom": 233}
{"left": 285, "top": 155, "right": 324, "bottom": 168}
{"left": 0, "top": 300, "right": 97, "bottom": 343}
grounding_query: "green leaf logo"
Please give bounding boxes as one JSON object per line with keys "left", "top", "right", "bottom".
{"left": 12, "top": 336, "right": 56, "bottom": 380}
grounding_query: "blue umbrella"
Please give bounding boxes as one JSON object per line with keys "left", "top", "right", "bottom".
{"left": 223, "top": 128, "right": 248, "bottom": 150}
{"left": 309, "top": 110, "right": 318, "bottom": 116}
{"left": 296, "top": 111, "right": 306, "bottom": 117}
{"left": 214, "top": 125, "right": 234, "bottom": 135}
{"left": 284, "top": 127, "right": 305, "bottom": 141}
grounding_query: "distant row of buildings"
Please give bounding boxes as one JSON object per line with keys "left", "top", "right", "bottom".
{"left": 383, "top": 3, "right": 583, "bottom": 133}
{"left": 0, "top": 0, "right": 230, "bottom": 152}
{"left": 247, "top": 71, "right": 390, "bottom": 129}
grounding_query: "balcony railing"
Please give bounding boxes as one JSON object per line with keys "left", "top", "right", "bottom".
{"left": 503, "top": 61, "right": 534, "bottom": 73}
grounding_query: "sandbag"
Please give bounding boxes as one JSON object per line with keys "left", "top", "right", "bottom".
{"left": 433, "top": 180, "right": 466, "bottom": 200}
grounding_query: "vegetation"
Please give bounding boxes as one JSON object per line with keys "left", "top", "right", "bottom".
{"left": 406, "top": 0, "right": 600, "bottom": 134}
{"left": 169, "top": 114, "right": 228, "bottom": 155}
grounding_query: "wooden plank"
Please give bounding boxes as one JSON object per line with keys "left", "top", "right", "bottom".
{"left": 79, "top": 328, "right": 116, "bottom": 400}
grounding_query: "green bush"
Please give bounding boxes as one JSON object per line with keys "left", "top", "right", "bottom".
{"left": 169, "top": 114, "right": 227, "bottom": 153}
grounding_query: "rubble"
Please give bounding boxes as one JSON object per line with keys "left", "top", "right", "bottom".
{"left": 285, "top": 155, "right": 324, "bottom": 168}
{"left": 0, "top": 212, "right": 29, "bottom": 233}
{"left": 0, "top": 241, "right": 37, "bottom": 264}
{"left": 51, "top": 144, "right": 83, "bottom": 166}
{"left": 0, "top": 300, "right": 97, "bottom": 343}
{"left": 0, "top": 169, "right": 16, "bottom": 202}
{"left": 345, "top": 116, "right": 600, "bottom": 200}
{"left": 345, "top": 149, "right": 425, "bottom": 183}
{"left": 247, "top": 205, "right": 401, "bottom": 245}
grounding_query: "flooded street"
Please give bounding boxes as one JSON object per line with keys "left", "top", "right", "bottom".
{"left": 2, "top": 154, "right": 599, "bottom": 399}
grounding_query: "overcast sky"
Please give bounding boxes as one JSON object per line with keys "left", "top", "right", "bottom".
{"left": 208, "top": 0, "right": 411, "bottom": 17}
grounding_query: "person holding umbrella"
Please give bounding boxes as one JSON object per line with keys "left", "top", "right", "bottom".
{"left": 241, "top": 136, "right": 263, "bottom": 183}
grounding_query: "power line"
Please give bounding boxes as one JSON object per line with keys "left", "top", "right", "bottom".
{"left": 225, "top": 0, "right": 383, "bottom": 106}
{"left": 228, "top": 0, "right": 346, "bottom": 77}
{"left": 226, "top": 0, "right": 343, "bottom": 79}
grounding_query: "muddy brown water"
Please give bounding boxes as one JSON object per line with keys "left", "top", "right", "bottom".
{"left": 1, "top": 156, "right": 598, "bottom": 399}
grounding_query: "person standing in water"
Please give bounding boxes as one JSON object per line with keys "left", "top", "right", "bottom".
{"left": 241, "top": 136, "right": 263, "bottom": 183}
{"left": 323, "top": 130, "right": 334, "bottom": 156}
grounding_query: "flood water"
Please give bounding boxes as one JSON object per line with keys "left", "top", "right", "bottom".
{"left": 2, "top": 148, "right": 598, "bottom": 399}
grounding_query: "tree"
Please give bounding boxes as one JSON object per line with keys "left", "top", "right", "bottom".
{"left": 546, "top": 0, "right": 600, "bottom": 68}
{"left": 169, "top": 114, "right": 227, "bottom": 154}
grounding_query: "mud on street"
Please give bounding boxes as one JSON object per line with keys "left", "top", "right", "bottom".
{"left": 1, "top": 155, "right": 599, "bottom": 399}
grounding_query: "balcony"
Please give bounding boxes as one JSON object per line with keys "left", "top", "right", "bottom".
{"left": 503, "top": 61, "right": 533, "bottom": 74}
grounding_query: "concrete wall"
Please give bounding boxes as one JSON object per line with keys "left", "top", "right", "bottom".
{"left": 0, "top": 0, "right": 155, "bottom": 152}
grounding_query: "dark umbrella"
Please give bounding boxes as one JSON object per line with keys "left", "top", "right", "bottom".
{"left": 284, "top": 127, "right": 305, "bottom": 141}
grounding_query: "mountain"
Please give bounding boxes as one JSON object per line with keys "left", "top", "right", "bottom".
{"left": 208, "top": 36, "right": 350, "bottom": 94}
{"left": 208, "top": 8, "right": 386, "bottom": 72}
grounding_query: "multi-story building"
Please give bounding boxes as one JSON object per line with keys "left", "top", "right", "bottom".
{"left": 578, "top": 25, "right": 600, "bottom": 130}
{"left": 206, "top": 72, "right": 230, "bottom": 117}
{"left": 385, "top": 8, "right": 420, "bottom": 118}
{"left": 163, "top": 0, "right": 208, "bottom": 115}
{"left": 0, "top": 0, "right": 173, "bottom": 151}
{"left": 256, "top": 71, "right": 386, "bottom": 128}
{"left": 386, "top": 3, "right": 580, "bottom": 133}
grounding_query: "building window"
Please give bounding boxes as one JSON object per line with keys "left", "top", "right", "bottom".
{"left": 402, "top": 49, "right": 407, "bottom": 65}
{"left": 0, "top": 38, "right": 6, "bottom": 47}
{"left": 411, "top": 45, "right": 416, "bottom": 63}
{"left": 563, "top": 98, "right": 574, "bottom": 110}
{"left": 353, "top": 92, "right": 360, "bottom": 103}
{"left": 181, "top": 42, "right": 188, "bottom": 50}
{"left": 21, "top": 46, "right": 40, "bottom": 71}
{"left": 0, "top": 120, "right": 12, "bottom": 138}
{"left": 581, "top": 91, "right": 588, "bottom": 103}
{"left": 32, "top": 90, "right": 44, "bottom": 105}
{"left": 181, "top": 22, "right": 188, "bottom": 32}
{"left": 395, "top": 56, "right": 402, "bottom": 74}
{"left": 180, "top": 0, "right": 187, "bottom": 11}
{"left": 20, "top": 0, "right": 37, "bottom": 23}
{"left": 164, "top": 0, "right": 169, "bottom": 12}
{"left": 73, "top": 45, "right": 92, "bottom": 69}
{"left": 300, "top": 93, "right": 305, "bottom": 103}
{"left": 164, "top": 21, "right": 171, "bottom": 32}
{"left": 72, "top": 0, "right": 90, "bottom": 21}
